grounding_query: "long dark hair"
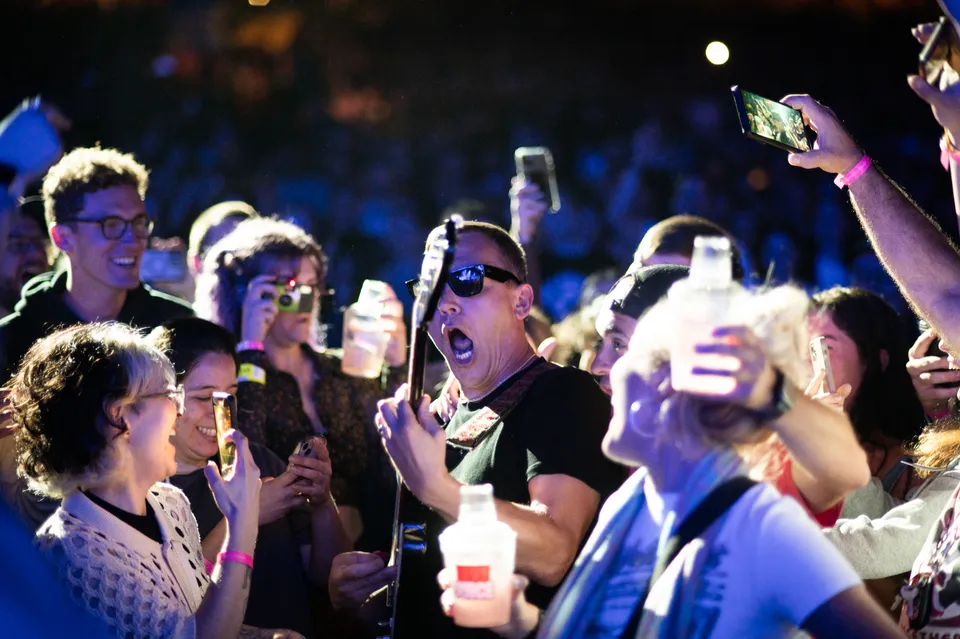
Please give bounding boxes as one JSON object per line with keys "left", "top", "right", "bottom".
{"left": 149, "top": 317, "right": 237, "bottom": 385}
{"left": 812, "top": 287, "right": 926, "bottom": 448}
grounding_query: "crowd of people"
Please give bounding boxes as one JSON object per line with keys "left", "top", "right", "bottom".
{"left": 9, "top": 3, "right": 960, "bottom": 639}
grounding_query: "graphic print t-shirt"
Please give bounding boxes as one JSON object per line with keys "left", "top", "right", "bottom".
{"left": 901, "top": 483, "right": 960, "bottom": 636}
{"left": 585, "top": 480, "right": 861, "bottom": 639}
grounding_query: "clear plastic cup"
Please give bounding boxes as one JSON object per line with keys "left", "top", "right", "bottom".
{"left": 439, "top": 485, "right": 517, "bottom": 628}
{"left": 341, "top": 280, "right": 391, "bottom": 378}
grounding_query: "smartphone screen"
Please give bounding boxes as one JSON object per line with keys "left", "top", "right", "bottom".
{"left": 733, "top": 87, "right": 811, "bottom": 152}
{"left": 212, "top": 392, "right": 238, "bottom": 476}
{"left": 810, "top": 337, "right": 837, "bottom": 394}
{"left": 141, "top": 248, "right": 187, "bottom": 283}
{"left": 514, "top": 147, "right": 561, "bottom": 212}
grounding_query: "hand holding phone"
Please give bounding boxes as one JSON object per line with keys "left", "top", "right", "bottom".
{"left": 288, "top": 435, "right": 332, "bottom": 506}
{"left": 810, "top": 337, "right": 837, "bottom": 394}
{"left": 212, "top": 392, "right": 238, "bottom": 477}
{"left": 732, "top": 86, "right": 812, "bottom": 153}
{"left": 909, "top": 324, "right": 960, "bottom": 418}
{"left": 514, "top": 147, "right": 560, "bottom": 213}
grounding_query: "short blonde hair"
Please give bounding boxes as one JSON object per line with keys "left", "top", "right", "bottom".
{"left": 621, "top": 285, "right": 810, "bottom": 455}
{"left": 11, "top": 323, "right": 174, "bottom": 498}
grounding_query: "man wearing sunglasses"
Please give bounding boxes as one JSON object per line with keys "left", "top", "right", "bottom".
{"left": 330, "top": 221, "right": 622, "bottom": 637}
{"left": 0, "top": 146, "right": 193, "bottom": 384}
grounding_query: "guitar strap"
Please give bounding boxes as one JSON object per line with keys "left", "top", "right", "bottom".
{"left": 447, "top": 358, "right": 556, "bottom": 448}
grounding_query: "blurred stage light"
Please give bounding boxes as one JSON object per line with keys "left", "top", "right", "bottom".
{"left": 706, "top": 41, "right": 729, "bottom": 65}
{"left": 249, "top": 0, "right": 270, "bottom": 5}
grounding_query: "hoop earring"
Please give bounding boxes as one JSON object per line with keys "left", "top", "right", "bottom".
{"left": 628, "top": 398, "right": 659, "bottom": 438}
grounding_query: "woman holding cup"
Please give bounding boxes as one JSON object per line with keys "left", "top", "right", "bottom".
{"left": 195, "top": 216, "right": 406, "bottom": 547}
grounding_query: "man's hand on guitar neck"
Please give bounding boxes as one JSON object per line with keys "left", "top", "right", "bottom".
{"left": 377, "top": 384, "right": 461, "bottom": 513}
{"left": 328, "top": 552, "right": 396, "bottom": 611}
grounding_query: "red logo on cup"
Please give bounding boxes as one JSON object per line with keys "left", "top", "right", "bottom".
{"left": 457, "top": 565, "right": 490, "bottom": 582}
{"left": 455, "top": 565, "right": 494, "bottom": 600}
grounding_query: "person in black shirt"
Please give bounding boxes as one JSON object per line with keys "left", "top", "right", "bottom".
{"left": 0, "top": 146, "right": 193, "bottom": 384}
{"left": 329, "top": 221, "right": 622, "bottom": 637}
{"left": 151, "top": 317, "right": 350, "bottom": 639}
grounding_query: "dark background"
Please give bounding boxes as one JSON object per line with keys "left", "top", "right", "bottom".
{"left": 0, "top": 0, "right": 948, "bottom": 320}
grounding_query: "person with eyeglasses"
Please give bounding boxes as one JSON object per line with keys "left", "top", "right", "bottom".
{"left": 0, "top": 146, "right": 193, "bottom": 385}
{"left": 0, "top": 196, "right": 52, "bottom": 316}
{"left": 195, "top": 216, "right": 406, "bottom": 553}
{"left": 7, "top": 322, "right": 305, "bottom": 638}
{"left": 328, "top": 220, "right": 622, "bottom": 638}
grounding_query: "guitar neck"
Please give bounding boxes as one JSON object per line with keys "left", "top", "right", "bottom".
{"left": 406, "top": 325, "right": 429, "bottom": 403}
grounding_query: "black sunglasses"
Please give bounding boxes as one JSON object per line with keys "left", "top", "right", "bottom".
{"left": 63, "top": 214, "right": 155, "bottom": 240}
{"left": 406, "top": 264, "right": 521, "bottom": 299}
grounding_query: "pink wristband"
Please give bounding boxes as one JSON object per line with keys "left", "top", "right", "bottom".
{"left": 941, "top": 135, "right": 960, "bottom": 170}
{"left": 236, "top": 340, "right": 265, "bottom": 353}
{"left": 218, "top": 551, "right": 254, "bottom": 568}
{"left": 203, "top": 558, "right": 215, "bottom": 574}
{"left": 834, "top": 155, "right": 872, "bottom": 189}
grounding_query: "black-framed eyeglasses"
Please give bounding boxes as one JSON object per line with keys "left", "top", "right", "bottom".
{"left": 405, "top": 264, "right": 522, "bottom": 299}
{"left": 63, "top": 214, "right": 155, "bottom": 240}
{"left": 140, "top": 384, "right": 185, "bottom": 416}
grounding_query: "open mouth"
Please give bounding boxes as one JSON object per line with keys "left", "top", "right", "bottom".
{"left": 448, "top": 328, "right": 475, "bottom": 365}
{"left": 197, "top": 426, "right": 217, "bottom": 442}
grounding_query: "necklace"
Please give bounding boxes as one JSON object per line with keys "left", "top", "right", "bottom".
{"left": 463, "top": 352, "right": 539, "bottom": 403}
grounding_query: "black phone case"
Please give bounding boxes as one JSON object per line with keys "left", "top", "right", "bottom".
{"left": 731, "top": 86, "right": 813, "bottom": 154}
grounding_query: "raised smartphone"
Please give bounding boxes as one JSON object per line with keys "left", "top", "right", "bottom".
{"left": 732, "top": 86, "right": 812, "bottom": 153}
{"left": 212, "top": 392, "right": 238, "bottom": 476}
{"left": 810, "top": 337, "right": 837, "bottom": 394}
{"left": 514, "top": 147, "right": 561, "bottom": 213}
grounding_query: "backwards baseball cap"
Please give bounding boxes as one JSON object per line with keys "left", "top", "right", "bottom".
{"left": 606, "top": 264, "right": 690, "bottom": 320}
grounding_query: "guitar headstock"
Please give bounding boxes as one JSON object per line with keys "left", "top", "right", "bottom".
{"left": 411, "top": 215, "right": 462, "bottom": 332}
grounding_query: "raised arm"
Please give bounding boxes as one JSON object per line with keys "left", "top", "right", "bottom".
{"left": 509, "top": 177, "right": 548, "bottom": 303}
{"left": 775, "top": 386, "right": 870, "bottom": 513}
{"left": 782, "top": 93, "right": 960, "bottom": 350}
{"left": 193, "top": 431, "right": 262, "bottom": 639}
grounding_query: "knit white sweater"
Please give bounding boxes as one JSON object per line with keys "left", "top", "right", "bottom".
{"left": 36, "top": 482, "right": 211, "bottom": 639}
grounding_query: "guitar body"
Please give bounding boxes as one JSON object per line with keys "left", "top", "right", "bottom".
{"left": 379, "top": 218, "right": 461, "bottom": 639}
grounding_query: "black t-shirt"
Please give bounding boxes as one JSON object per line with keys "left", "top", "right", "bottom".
{"left": 0, "top": 270, "right": 193, "bottom": 382}
{"left": 83, "top": 491, "right": 163, "bottom": 544}
{"left": 167, "top": 443, "right": 316, "bottom": 638}
{"left": 395, "top": 359, "right": 624, "bottom": 639}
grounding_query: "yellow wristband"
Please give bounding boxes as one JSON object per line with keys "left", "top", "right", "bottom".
{"left": 238, "top": 363, "right": 266, "bottom": 385}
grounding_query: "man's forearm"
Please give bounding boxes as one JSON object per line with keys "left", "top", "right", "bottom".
{"left": 424, "top": 476, "right": 584, "bottom": 588}
{"left": 774, "top": 390, "right": 870, "bottom": 513}
{"left": 848, "top": 165, "right": 960, "bottom": 345}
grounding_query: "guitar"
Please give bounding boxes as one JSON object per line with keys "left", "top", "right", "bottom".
{"left": 379, "top": 215, "right": 461, "bottom": 639}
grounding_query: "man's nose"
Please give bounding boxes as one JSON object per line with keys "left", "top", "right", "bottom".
{"left": 437, "top": 285, "right": 460, "bottom": 316}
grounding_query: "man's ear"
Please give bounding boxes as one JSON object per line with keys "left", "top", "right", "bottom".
{"left": 49, "top": 224, "right": 73, "bottom": 254}
{"left": 514, "top": 283, "right": 534, "bottom": 320}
